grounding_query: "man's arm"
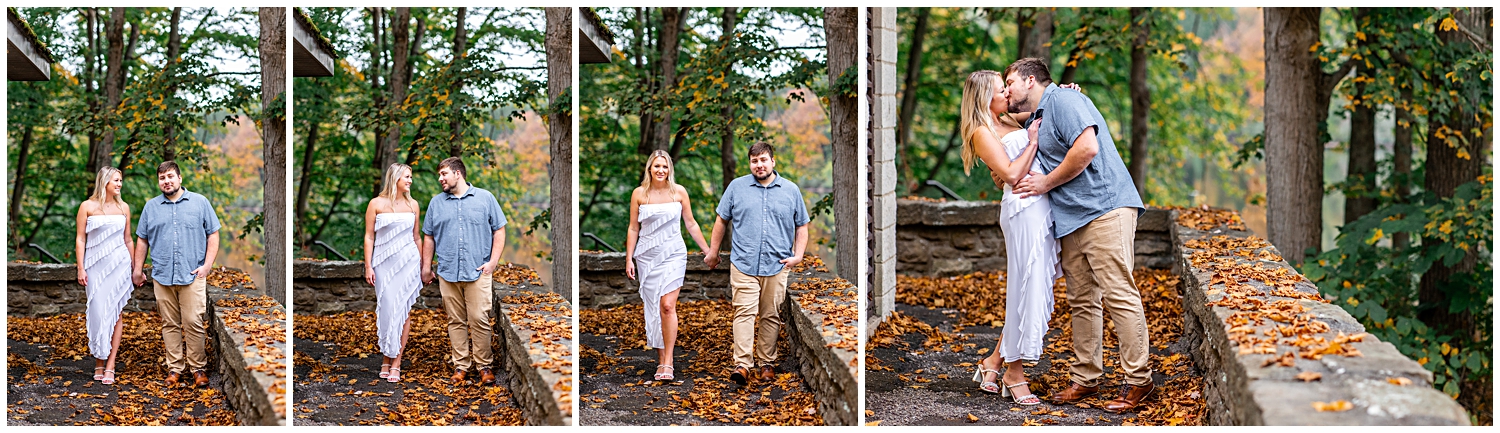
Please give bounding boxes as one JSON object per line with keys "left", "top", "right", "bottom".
{"left": 705, "top": 215, "right": 728, "bottom": 269}
{"left": 132, "top": 237, "right": 149, "bottom": 286}
{"left": 194, "top": 231, "right": 219, "bottom": 279}
{"left": 421, "top": 234, "right": 436, "bottom": 284}
{"left": 1015, "top": 126, "right": 1098, "bottom": 198}
{"left": 780, "top": 224, "right": 810, "bottom": 268}
{"left": 480, "top": 228, "right": 505, "bottom": 276}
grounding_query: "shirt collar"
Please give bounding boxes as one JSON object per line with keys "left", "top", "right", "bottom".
{"left": 442, "top": 183, "right": 478, "bottom": 200}
{"left": 159, "top": 188, "right": 192, "bottom": 204}
{"left": 750, "top": 171, "right": 785, "bottom": 189}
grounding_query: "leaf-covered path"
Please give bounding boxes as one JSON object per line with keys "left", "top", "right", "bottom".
{"left": 865, "top": 269, "right": 1207, "bottom": 426}
{"left": 578, "top": 300, "right": 824, "bottom": 426}
{"left": 291, "top": 309, "right": 525, "bottom": 425}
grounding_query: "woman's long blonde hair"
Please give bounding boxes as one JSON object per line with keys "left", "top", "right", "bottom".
{"left": 89, "top": 166, "right": 125, "bottom": 207}
{"left": 378, "top": 163, "right": 415, "bottom": 203}
{"left": 959, "top": 70, "right": 1023, "bottom": 175}
{"left": 638, "top": 150, "right": 678, "bottom": 198}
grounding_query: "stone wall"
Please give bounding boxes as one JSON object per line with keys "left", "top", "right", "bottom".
{"left": 894, "top": 200, "right": 1176, "bottom": 276}
{"left": 6, "top": 263, "right": 262, "bottom": 316}
{"left": 207, "top": 288, "right": 287, "bottom": 426}
{"left": 1172, "top": 218, "right": 1469, "bottom": 425}
{"left": 292, "top": 260, "right": 568, "bottom": 425}
{"left": 578, "top": 252, "right": 730, "bottom": 308}
{"left": 579, "top": 253, "right": 858, "bottom": 425}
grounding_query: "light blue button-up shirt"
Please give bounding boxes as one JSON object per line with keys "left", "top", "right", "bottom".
{"left": 135, "top": 189, "right": 221, "bottom": 285}
{"left": 422, "top": 183, "right": 507, "bottom": 283}
{"left": 716, "top": 172, "right": 809, "bottom": 277}
{"left": 1030, "top": 83, "right": 1144, "bottom": 238}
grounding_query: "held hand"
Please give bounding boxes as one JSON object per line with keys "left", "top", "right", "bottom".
{"left": 78, "top": 269, "right": 89, "bottom": 286}
{"left": 1027, "top": 117, "right": 1044, "bottom": 145}
{"left": 625, "top": 259, "right": 636, "bottom": 280}
{"left": 704, "top": 253, "right": 720, "bottom": 270}
{"left": 421, "top": 267, "right": 435, "bottom": 285}
{"left": 132, "top": 270, "right": 146, "bottom": 287}
{"left": 1062, "top": 83, "right": 1082, "bottom": 92}
{"left": 365, "top": 266, "right": 376, "bottom": 286}
{"left": 1013, "top": 171, "right": 1051, "bottom": 198}
{"left": 779, "top": 254, "right": 804, "bottom": 269}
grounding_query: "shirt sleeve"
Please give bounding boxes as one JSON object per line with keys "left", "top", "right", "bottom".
{"left": 135, "top": 204, "right": 153, "bottom": 240}
{"left": 793, "top": 188, "right": 810, "bottom": 227}
{"left": 489, "top": 193, "right": 507, "bottom": 231}
{"left": 716, "top": 182, "right": 734, "bottom": 221}
{"left": 421, "top": 197, "right": 438, "bottom": 236}
{"left": 202, "top": 197, "right": 222, "bottom": 234}
{"left": 1051, "top": 92, "right": 1100, "bottom": 149}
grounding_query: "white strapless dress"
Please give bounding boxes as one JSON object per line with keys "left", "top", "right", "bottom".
{"left": 996, "top": 129, "right": 1061, "bottom": 362}
{"left": 372, "top": 212, "right": 421, "bottom": 358}
{"left": 85, "top": 214, "right": 133, "bottom": 360}
{"left": 634, "top": 202, "right": 687, "bottom": 349}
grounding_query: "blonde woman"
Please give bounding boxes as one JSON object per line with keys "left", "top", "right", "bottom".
{"left": 625, "top": 150, "right": 711, "bottom": 382}
{"left": 364, "top": 163, "right": 423, "bottom": 383}
{"left": 77, "top": 167, "right": 134, "bottom": 385}
{"left": 960, "top": 71, "right": 1076, "bottom": 405}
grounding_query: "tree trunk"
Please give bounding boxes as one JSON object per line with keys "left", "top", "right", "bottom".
{"left": 407, "top": 16, "right": 424, "bottom": 87}
{"left": 1059, "top": 40, "right": 1085, "bottom": 85}
{"left": 896, "top": 7, "right": 929, "bottom": 188}
{"left": 1392, "top": 84, "right": 1414, "bottom": 250}
{"left": 1018, "top": 8, "right": 1054, "bottom": 60}
{"left": 545, "top": 7, "right": 574, "bottom": 296}
{"left": 162, "top": 7, "right": 184, "bottom": 161}
{"left": 90, "top": 7, "right": 127, "bottom": 178}
{"left": 826, "top": 7, "right": 859, "bottom": 280}
{"left": 1126, "top": 7, "right": 1151, "bottom": 198}
{"left": 448, "top": 7, "right": 468, "bottom": 157}
{"left": 85, "top": 9, "right": 101, "bottom": 155}
{"left": 295, "top": 123, "right": 318, "bottom": 240}
{"left": 1416, "top": 5, "right": 1489, "bottom": 367}
{"left": 1343, "top": 7, "right": 1378, "bottom": 225}
{"left": 9, "top": 126, "right": 34, "bottom": 247}
{"left": 642, "top": 7, "right": 682, "bottom": 155}
{"left": 720, "top": 7, "right": 740, "bottom": 189}
{"left": 1263, "top": 7, "right": 1328, "bottom": 264}
{"left": 261, "top": 7, "right": 287, "bottom": 305}
{"left": 376, "top": 7, "right": 412, "bottom": 192}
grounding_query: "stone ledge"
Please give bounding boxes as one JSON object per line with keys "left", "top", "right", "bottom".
{"left": 579, "top": 251, "right": 729, "bottom": 272}
{"left": 895, "top": 199, "right": 1001, "bottom": 226}
{"left": 781, "top": 274, "right": 859, "bottom": 426}
{"left": 494, "top": 290, "right": 573, "bottom": 426}
{"left": 207, "top": 289, "right": 288, "bottom": 426}
{"left": 1174, "top": 220, "right": 1469, "bottom": 426}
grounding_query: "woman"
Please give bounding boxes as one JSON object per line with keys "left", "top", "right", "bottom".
{"left": 625, "top": 150, "right": 711, "bottom": 382}
{"left": 960, "top": 70, "right": 1072, "bottom": 405}
{"left": 77, "top": 167, "right": 134, "bottom": 385}
{"left": 364, "top": 163, "right": 423, "bottom": 383}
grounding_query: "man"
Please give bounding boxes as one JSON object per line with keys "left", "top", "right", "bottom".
{"left": 1005, "top": 57, "right": 1154, "bottom": 412}
{"left": 421, "top": 157, "right": 507, "bottom": 385}
{"left": 705, "top": 142, "right": 810, "bottom": 386}
{"left": 132, "top": 161, "right": 221, "bottom": 389}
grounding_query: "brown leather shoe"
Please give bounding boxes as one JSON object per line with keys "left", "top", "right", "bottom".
{"left": 193, "top": 370, "right": 209, "bottom": 388}
{"left": 759, "top": 365, "right": 775, "bottom": 382}
{"left": 450, "top": 369, "right": 467, "bottom": 384}
{"left": 1049, "top": 381, "right": 1100, "bottom": 404}
{"left": 479, "top": 368, "right": 495, "bottom": 384}
{"left": 164, "top": 371, "right": 182, "bottom": 388}
{"left": 1102, "top": 381, "right": 1155, "bottom": 413}
{"left": 729, "top": 366, "right": 750, "bottom": 386}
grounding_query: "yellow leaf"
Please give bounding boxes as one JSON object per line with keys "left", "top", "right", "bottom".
{"left": 1313, "top": 400, "right": 1353, "bottom": 412}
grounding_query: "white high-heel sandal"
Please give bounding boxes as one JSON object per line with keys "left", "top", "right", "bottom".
{"left": 1001, "top": 380, "right": 1042, "bottom": 405}
{"left": 971, "top": 362, "right": 1001, "bottom": 394}
{"left": 379, "top": 363, "right": 391, "bottom": 379}
{"left": 654, "top": 365, "right": 675, "bottom": 381}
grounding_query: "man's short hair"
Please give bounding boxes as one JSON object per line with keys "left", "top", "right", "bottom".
{"left": 1004, "top": 57, "right": 1054, "bottom": 86}
{"left": 157, "top": 160, "right": 181, "bottom": 177}
{"left": 438, "top": 157, "right": 466, "bottom": 178}
{"left": 748, "top": 142, "right": 775, "bottom": 160}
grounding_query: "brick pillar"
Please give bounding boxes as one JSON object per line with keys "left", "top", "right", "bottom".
{"left": 865, "top": 7, "right": 899, "bottom": 334}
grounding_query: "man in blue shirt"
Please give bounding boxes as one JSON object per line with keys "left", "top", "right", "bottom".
{"left": 705, "top": 142, "right": 810, "bottom": 386}
{"left": 420, "top": 157, "right": 507, "bottom": 385}
{"left": 131, "top": 161, "right": 220, "bottom": 389}
{"left": 1005, "top": 57, "right": 1153, "bottom": 412}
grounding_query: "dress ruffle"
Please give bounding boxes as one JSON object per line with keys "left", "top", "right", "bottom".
{"left": 635, "top": 202, "right": 688, "bottom": 349}
{"left": 85, "top": 215, "right": 132, "bottom": 360}
{"left": 996, "top": 175, "right": 1062, "bottom": 363}
{"left": 373, "top": 213, "right": 422, "bottom": 358}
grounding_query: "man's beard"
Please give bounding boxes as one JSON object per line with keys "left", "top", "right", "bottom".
{"left": 441, "top": 182, "right": 456, "bottom": 194}
{"left": 752, "top": 170, "right": 773, "bottom": 181}
{"left": 160, "top": 185, "right": 180, "bottom": 197}
{"left": 1006, "top": 92, "right": 1029, "bottom": 113}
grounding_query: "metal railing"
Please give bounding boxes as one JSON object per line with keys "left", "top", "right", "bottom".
{"left": 27, "top": 243, "right": 63, "bottom": 263}
{"left": 924, "top": 180, "right": 964, "bottom": 200}
{"left": 312, "top": 240, "right": 351, "bottom": 261}
{"left": 581, "top": 233, "right": 618, "bottom": 252}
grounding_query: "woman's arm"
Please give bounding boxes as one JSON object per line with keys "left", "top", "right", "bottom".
{"left": 624, "top": 188, "right": 642, "bottom": 280}
{"left": 363, "top": 198, "right": 380, "bottom": 285}
{"left": 410, "top": 199, "right": 422, "bottom": 246}
{"left": 123, "top": 204, "right": 134, "bottom": 265}
{"left": 76, "top": 201, "right": 92, "bottom": 285}
{"left": 971, "top": 126, "right": 1032, "bottom": 186}
{"left": 677, "top": 185, "right": 711, "bottom": 253}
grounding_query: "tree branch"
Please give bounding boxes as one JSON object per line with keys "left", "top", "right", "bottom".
{"left": 492, "top": 65, "right": 548, "bottom": 72}
{"left": 1451, "top": 15, "right": 1492, "bottom": 51}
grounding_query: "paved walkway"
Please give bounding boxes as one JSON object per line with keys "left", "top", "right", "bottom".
{"left": 578, "top": 300, "right": 824, "bottom": 426}
{"left": 291, "top": 309, "right": 525, "bottom": 425}
{"left": 865, "top": 270, "right": 1206, "bottom": 426}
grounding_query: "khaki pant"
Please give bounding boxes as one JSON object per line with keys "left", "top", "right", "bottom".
{"left": 439, "top": 276, "right": 494, "bottom": 371}
{"left": 154, "top": 277, "right": 208, "bottom": 373}
{"left": 730, "top": 264, "right": 789, "bottom": 369}
{"left": 1060, "top": 207, "right": 1152, "bottom": 386}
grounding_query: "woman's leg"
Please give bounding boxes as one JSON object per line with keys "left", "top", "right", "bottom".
{"left": 105, "top": 316, "right": 123, "bottom": 373}
{"left": 981, "top": 338, "right": 1004, "bottom": 384}
{"left": 658, "top": 289, "right": 681, "bottom": 369}
{"left": 395, "top": 316, "right": 412, "bottom": 367}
